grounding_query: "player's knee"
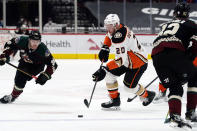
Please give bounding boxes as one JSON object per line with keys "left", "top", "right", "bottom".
{"left": 188, "top": 79, "right": 197, "bottom": 87}
{"left": 123, "top": 83, "right": 139, "bottom": 94}
{"left": 106, "top": 81, "right": 118, "bottom": 91}
{"left": 123, "top": 80, "right": 138, "bottom": 89}
{"left": 105, "top": 71, "right": 117, "bottom": 83}
{"left": 163, "top": 79, "right": 183, "bottom": 97}
{"left": 15, "top": 83, "right": 25, "bottom": 89}
{"left": 15, "top": 79, "right": 26, "bottom": 89}
{"left": 169, "top": 86, "right": 184, "bottom": 97}
{"left": 187, "top": 87, "right": 197, "bottom": 94}
{"left": 161, "top": 79, "right": 180, "bottom": 89}
{"left": 13, "top": 84, "right": 24, "bottom": 92}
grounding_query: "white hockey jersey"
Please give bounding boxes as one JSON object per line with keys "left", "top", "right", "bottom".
{"left": 103, "top": 24, "right": 147, "bottom": 70}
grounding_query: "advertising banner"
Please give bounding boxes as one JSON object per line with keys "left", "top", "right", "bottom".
{"left": 0, "top": 34, "right": 156, "bottom": 59}
{"left": 42, "top": 35, "right": 105, "bottom": 54}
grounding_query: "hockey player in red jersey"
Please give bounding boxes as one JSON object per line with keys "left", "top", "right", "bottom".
{"left": 151, "top": 2, "right": 197, "bottom": 129}
{"left": 0, "top": 31, "right": 58, "bottom": 104}
{"left": 92, "top": 14, "right": 156, "bottom": 110}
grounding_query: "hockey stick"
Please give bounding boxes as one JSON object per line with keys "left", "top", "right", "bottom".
{"left": 127, "top": 76, "right": 159, "bottom": 102}
{"left": 6, "top": 62, "right": 38, "bottom": 79}
{"left": 84, "top": 61, "right": 104, "bottom": 108}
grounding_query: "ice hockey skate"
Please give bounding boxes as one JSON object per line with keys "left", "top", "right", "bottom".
{"left": 0, "top": 95, "right": 15, "bottom": 104}
{"left": 185, "top": 109, "right": 197, "bottom": 127}
{"left": 140, "top": 90, "right": 156, "bottom": 106}
{"left": 101, "top": 94, "right": 120, "bottom": 111}
{"left": 165, "top": 114, "right": 192, "bottom": 131}
{"left": 153, "top": 90, "right": 168, "bottom": 104}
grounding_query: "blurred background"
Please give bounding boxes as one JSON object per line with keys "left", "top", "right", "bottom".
{"left": 0, "top": 0, "right": 197, "bottom": 59}
{"left": 0, "top": 0, "right": 196, "bottom": 34}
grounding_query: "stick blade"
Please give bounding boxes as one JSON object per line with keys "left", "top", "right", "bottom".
{"left": 84, "top": 99, "right": 89, "bottom": 108}
{"left": 127, "top": 98, "right": 134, "bottom": 102}
{"left": 127, "top": 98, "right": 131, "bottom": 102}
{"left": 127, "top": 95, "right": 137, "bottom": 102}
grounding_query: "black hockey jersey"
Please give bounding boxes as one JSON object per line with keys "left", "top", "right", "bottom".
{"left": 3, "top": 36, "right": 57, "bottom": 76}
{"left": 152, "top": 19, "right": 197, "bottom": 56}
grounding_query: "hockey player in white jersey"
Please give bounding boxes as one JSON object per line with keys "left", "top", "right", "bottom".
{"left": 92, "top": 14, "right": 156, "bottom": 109}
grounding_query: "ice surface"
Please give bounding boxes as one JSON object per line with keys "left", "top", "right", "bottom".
{"left": 0, "top": 60, "right": 195, "bottom": 131}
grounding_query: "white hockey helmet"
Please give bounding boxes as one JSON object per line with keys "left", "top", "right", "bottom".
{"left": 104, "top": 14, "right": 120, "bottom": 27}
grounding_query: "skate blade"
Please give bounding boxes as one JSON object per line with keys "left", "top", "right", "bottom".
{"left": 169, "top": 122, "right": 192, "bottom": 131}
{"left": 186, "top": 120, "right": 197, "bottom": 127}
{"left": 101, "top": 106, "right": 120, "bottom": 111}
{"left": 153, "top": 99, "right": 165, "bottom": 104}
{"left": 191, "top": 123, "right": 197, "bottom": 127}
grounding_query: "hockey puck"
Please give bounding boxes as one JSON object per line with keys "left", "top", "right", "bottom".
{"left": 78, "top": 115, "right": 83, "bottom": 118}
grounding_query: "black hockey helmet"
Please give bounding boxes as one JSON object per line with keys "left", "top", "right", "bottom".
{"left": 174, "top": 2, "right": 190, "bottom": 19}
{"left": 29, "top": 30, "right": 41, "bottom": 40}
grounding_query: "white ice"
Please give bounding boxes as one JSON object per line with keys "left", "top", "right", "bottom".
{"left": 0, "top": 60, "right": 195, "bottom": 131}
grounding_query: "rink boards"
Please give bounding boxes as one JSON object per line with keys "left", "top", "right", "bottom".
{"left": 0, "top": 33, "right": 156, "bottom": 59}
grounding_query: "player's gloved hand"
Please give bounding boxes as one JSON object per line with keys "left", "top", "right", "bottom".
{"left": 98, "top": 45, "right": 110, "bottom": 62}
{"left": 0, "top": 53, "right": 7, "bottom": 66}
{"left": 193, "top": 57, "right": 197, "bottom": 67}
{"left": 36, "top": 72, "right": 51, "bottom": 85}
{"left": 92, "top": 66, "right": 106, "bottom": 82}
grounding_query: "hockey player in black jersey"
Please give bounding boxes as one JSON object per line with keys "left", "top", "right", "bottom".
{"left": 153, "top": 35, "right": 197, "bottom": 125}
{"left": 0, "top": 30, "right": 58, "bottom": 104}
{"left": 151, "top": 2, "right": 197, "bottom": 129}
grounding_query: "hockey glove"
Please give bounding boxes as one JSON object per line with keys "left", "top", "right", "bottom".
{"left": 193, "top": 57, "right": 197, "bottom": 67}
{"left": 92, "top": 66, "right": 106, "bottom": 82}
{"left": 98, "top": 45, "right": 110, "bottom": 62}
{"left": 0, "top": 53, "right": 8, "bottom": 66}
{"left": 36, "top": 72, "right": 51, "bottom": 85}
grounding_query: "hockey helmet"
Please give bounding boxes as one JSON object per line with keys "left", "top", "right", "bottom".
{"left": 104, "top": 14, "right": 120, "bottom": 27}
{"left": 29, "top": 30, "right": 41, "bottom": 40}
{"left": 174, "top": 2, "right": 190, "bottom": 18}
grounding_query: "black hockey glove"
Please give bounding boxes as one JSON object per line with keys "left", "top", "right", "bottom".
{"left": 36, "top": 72, "right": 51, "bottom": 85}
{"left": 92, "top": 66, "right": 106, "bottom": 82}
{"left": 0, "top": 53, "right": 8, "bottom": 66}
{"left": 98, "top": 45, "right": 110, "bottom": 62}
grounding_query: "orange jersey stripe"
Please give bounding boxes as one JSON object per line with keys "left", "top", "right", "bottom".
{"left": 107, "top": 60, "right": 119, "bottom": 70}
{"left": 104, "top": 36, "right": 112, "bottom": 47}
{"left": 159, "top": 83, "right": 167, "bottom": 92}
{"left": 128, "top": 51, "right": 147, "bottom": 69}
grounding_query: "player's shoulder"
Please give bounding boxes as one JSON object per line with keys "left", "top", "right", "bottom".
{"left": 39, "top": 42, "right": 47, "bottom": 48}
{"left": 184, "top": 19, "right": 197, "bottom": 28}
{"left": 112, "top": 24, "right": 128, "bottom": 43}
{"left": 18, "top": 36, "right": 29, "bottom": 41}
{"left": 37, "top": 42, "right": 51, "bottom": 57}
{"left": 15, "top": 36, "right": 29, "bottom": 48}
{"left": 37, "top": 42, "right": 48, "bottom": 52}
{"left": 182, "top": 19, "right": 197, "bottom": 31}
